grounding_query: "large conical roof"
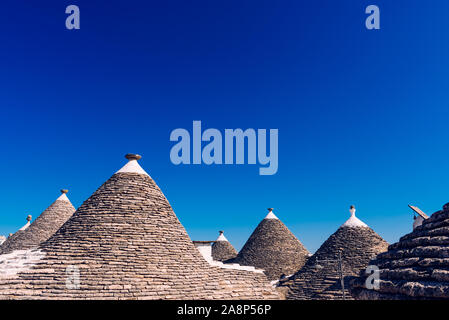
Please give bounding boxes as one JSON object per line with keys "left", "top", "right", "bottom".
{"left": 212, "top": 231, "right": 237, "bottom": 262}
{"left": 281, "top": 206, "right": 388, "bottom": 300}
{"left": 350, "top": 202, "right": 449, "bottom": 300}
{"left": 229, "top": 208, "right": 310, "bottom": 281}
{"left": 0, "top": 190, "right": 75, "bottom": 255}
{"left": 0, "top": 154, "right": 279, "bottom": 300}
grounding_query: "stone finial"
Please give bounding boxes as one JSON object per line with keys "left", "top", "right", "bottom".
{"left": 349, "top": 205, "right": 356, "bottom": 216}
{"left": 219, "top": 230, "right": 224, "bottom": 235}
{"left": 267, "top": 208, "right": 274, "bottom": 212}
{"left": 61, "top": 189, "right": 68, "bottom": 194}
{"left": 26, "top": 215, "right": 32, "bottom": 222}
{"left": 125, "top": 154, "right": 142, "bottom": 161}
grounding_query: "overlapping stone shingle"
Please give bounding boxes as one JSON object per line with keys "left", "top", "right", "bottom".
{"left": 0, "top": 190, "right": 75, "bottom": 255}
{"left": 280, "top": 206, "right": 388, "bottom": 300}
{"left": 228, "top": 208, "right": 309, "bottom": 281}
{"left": 350, "top": 202, "right": 449, "bottom": 299}
{"left": 212, "top": 231, "right": 237, "bottom": 262}
{"left": 0, "top": 155, "right": 279, "bottom": 300}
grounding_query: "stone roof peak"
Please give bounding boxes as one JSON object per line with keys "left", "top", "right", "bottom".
{"left": 216, "top": 230, "right": 228, "bottom": 242}
{"left": 341, "top": 205, "right": 368, "bottom": 228}
{"left": 56, "top": 189, "right": 70, "bottom": 202}
{"left": 264, "top": 208, "right": 278, "bottom": 220}
{"left": 0, "top": 190, "right": 76, "bottom": 255}
{"left": 231, "top": 207, "right": 310, "bottom": 280}
{"left": 19, "top": 215, "right": 32, "bottom": 231}
{"left": 115, "top": 153, "right": 149, "bottom": 176}
{"left": 0, "top": 155, "right": 279, "bottom": 299}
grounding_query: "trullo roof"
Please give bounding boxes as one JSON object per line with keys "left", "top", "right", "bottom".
{"left": 350, "top": 202, "right": 449, "bottom": 300}
{"left": 229, "top": 208, "right": 310, "bottom": 281}
{"left": 211, "top": 231, "right": 237, "bottom": 262}
{"left": 280, "top": 206, "right": 388, "bottom": 300}
{"left": 0, "top": 154, "right": 279, "bottom": 300}
{"left": 0, "top": 190, "right": 75, "bottom": 255}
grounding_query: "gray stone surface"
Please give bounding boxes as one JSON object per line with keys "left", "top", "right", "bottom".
{"left": 350, "top": 203, "right": 449, "bottom": 300}
{"left": 212, "top": 240, "right": 237, "bottom": 262}
{"left": 228, "top": 217, "right": 309, "bottom": 281}
{"left": 281, "top": 225, "right": 388, "bottom": 300}
{"left": 0, "top": 196, "right": 75, "bottom": 255}
{"left": 0, "top": 170, "right": 279, "bottom": 300}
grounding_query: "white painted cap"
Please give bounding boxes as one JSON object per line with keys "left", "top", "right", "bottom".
{"left": 115, "top": 154, "right": 149, "bottom": 176}
{"left": 341, "top": 205, "right": 368, "bottom": 228}
{"left": 264, "top": 208, "right": 279, "bottom": 220}
{"left": 56, "top": 189, "right": 70, "bottom": 202}
{"left": 216, "top": 231, "right": 228, "bottom": 242}
{"left": 19, "top": 216, "right": 31, "bottom": 231}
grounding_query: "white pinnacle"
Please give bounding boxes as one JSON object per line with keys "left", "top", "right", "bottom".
{"left": 264, "top": 208, "right": 279, "bottom": 220}
{"left": 116, "top": 159, "right": 149, "bottom": 176}
{"left": 56, "top": 190, "right": 71, "bottom": 202}
{"left": 56, "top": 193, "right": 70, "bottom": 202}
{"left": 18, "top": 221, "right": 30, "bottom": 231}
{"left": 216, "top": 231, "right": 228, "bottom": 242}
{"left": 341, "top": 206, "right": 368, "bottom": 228}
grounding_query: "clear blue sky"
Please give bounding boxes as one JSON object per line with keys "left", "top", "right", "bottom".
{"left": 1, "top": 1, "right": 448, "bottom": 253}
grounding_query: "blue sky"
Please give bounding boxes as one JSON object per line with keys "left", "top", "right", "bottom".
{"left": 1, "top": 1, "right": 449, "bottom": 253}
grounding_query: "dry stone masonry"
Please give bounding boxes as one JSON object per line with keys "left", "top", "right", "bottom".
{"left": 228, "top": 208, "right": 310, "bottom": 281}
{"left": 350, "top": 202, "right": 449, "bottom": 299}
{"left": 0, "top": 155, "right": 279, "bottom": 300}
{"left": 0, "top": 190, "right": 75, "bottom": 255}
{"left": 280, "top": 206, "right": 388, "bottom": 300}
{"left": 212, "top": 231, "right": 237, "bottom": 262}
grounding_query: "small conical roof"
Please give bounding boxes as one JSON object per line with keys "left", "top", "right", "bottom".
{"left": 281, "top": 206, "right": 388, "bottom": 300}
{"left": 350, "top": 202, "right": 449, "bottom": 300}
{"left": 230, "top": 208, "right": 310, "bottom": 280}
{"left": 0, "top": 154, "right": 279, "bottom": 300}
{"left": 212, "top": 231, "right": 237, "bottom": 262}
{"left": 0, "top": 191, "right": 75, "bottom": 255}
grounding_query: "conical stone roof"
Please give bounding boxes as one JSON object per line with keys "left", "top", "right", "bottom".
{"left": 229, "top": 208, "right": 310, "bottom": 281}
{"left": 281, "top": 206, "right": 388, "bottom": 300}
{"left": 0, "top": 154, "right": 279, "bottom": 300}
{"left": 0, "top": 191, "right": 76, "bottom": 255}
{"left": 350, "top": 202, "right": 449, "bottom": 300}
{"left": 212, "top": 231, "right": 237, "bottom": 262}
